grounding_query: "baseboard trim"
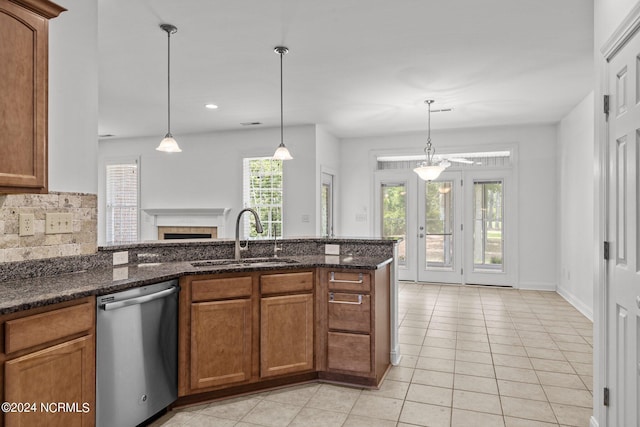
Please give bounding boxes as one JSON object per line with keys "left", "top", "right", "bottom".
{"left": 517, "top": 281, "right": 556, "bottom": 291}
{"left": 557, "top": 286, "right": 594, "bottom": 321}
{"left": 590, "top": 415, "right": 599, "bottom": 427}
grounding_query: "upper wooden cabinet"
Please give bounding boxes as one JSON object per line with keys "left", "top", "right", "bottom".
{"left": 0, "top": 0, "right": 65, "bottom": 194}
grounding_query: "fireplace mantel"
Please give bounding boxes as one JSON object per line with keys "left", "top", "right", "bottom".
{"left": 142, "top": 208, "right": 231, "bottom": 238}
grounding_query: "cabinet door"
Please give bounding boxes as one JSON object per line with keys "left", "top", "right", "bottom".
{"left": 0, "top": 0, "right": 57, "bottom": 193}
{"left": 260, "top": 294, "right": 313, "bottom": 378}
{"left": 4, "top": 335, "right": 95, "bottom": 427}
{"left": 191, "top": 299, "right": 252, "bottom": 390}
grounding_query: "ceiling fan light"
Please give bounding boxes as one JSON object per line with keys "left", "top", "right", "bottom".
{"left": 273, "top": 143, "right": 293, "bottom": 160}
{"left": 156, "top": 134, "right": 182, "bottom": 152}
{"left": 413, "top": 164, "right": 446, "bottom": 181}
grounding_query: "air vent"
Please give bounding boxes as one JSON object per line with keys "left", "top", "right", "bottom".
{"left": 240, "top": 122, "right": 262, "bottom": 126}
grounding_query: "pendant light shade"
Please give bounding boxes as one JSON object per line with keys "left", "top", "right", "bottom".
{"left": 157, "top": 24, "right": 182, "bottom": 153}
{"left": 273, "top": 46, "right": 293, "bottom": 160}
{"left": 414, "top": 100, "right": 447, "bottom": 181}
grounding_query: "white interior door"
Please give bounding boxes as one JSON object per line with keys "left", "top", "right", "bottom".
{"left": 417, "top": 171, "right": 463, "bottom": 284}
{"left": 606, "top": 29, "right": 640, "bottom": 427}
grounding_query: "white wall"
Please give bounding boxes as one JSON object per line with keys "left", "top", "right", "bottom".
{"left": 98, "top": 125, "right": 317, "bottom": 243}
{"left": 339, "top": 124, "right": 558, "bottom": 289}
{"left": 48, "top": 0, "right": 98, "bottom": 194}
{"left": 315, "top": 125, "right": 341, "bottom": 236}
{"left": 556, "top": 92, "right": 595, "bottom": 320}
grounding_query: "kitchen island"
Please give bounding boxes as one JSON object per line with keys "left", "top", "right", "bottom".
{"left": 0, "top": 238, "right": 400, "bottom": 425}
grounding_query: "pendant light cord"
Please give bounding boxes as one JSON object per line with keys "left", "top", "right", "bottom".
{"left": 279, "top": 50, "right": 284, "bottom": 145}
{"left": 167, "top": 30, "right": 172, "bottom": 135}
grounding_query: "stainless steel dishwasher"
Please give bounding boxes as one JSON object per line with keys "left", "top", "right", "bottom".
{"left": 96, "top": 280, "right": 179, "bottom": 427}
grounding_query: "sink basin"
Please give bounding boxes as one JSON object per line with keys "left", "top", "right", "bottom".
{"left": 190, "top": 257, "right": 299, "bottom": 268}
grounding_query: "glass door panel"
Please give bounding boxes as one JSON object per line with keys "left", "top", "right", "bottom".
{"left": 473, "top": 181, "right": 504, "bottom": 271}
{"left": 425, "top": 181, "right": 454, "bottom": 269}
{"left": 418, "top": 172, "right": 462, "bottom": 284}
{"left": 381, "top": 183, "right": 408, "bottom": 267}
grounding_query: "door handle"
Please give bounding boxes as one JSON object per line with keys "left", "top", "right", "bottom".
{"left": 419, "top": 233, "right": 424, "bottom": 238}
{"left": 101, "top": 286, "right": 180, "bottom": 311}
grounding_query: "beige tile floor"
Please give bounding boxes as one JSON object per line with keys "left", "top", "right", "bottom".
{"left": 152, "top": 283, "right": 593, "bottom": 427}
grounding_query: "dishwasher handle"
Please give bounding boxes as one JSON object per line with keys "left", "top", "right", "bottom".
{"left": 101, "top": 286, "right": 180, "bottom": 311}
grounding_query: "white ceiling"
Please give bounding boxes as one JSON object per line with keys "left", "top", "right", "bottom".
{"left": 98, "top": 0, "right": 594, "bottom": 141}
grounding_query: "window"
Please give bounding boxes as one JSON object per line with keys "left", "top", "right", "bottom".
{"left": 105, "top": 159, "right": 139, "bottom": 243}
{"left": 243, "top": 157, "right": 283, "bottom": 239}
{"left": 321, "top": 172, "right": 334, "bottom": 237}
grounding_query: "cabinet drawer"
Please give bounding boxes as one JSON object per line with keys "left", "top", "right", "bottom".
{"left": 5, "top": 301, "right": 93, "bottom": 354}
{"left": 327, "top": 271, "right": 370, "bottom": 292}
{"left": 327, "top": 332, "right": 371, "bottom": 373}
{"left": 192, "top": 276, "right": 252, "bottom": 302}
{"left": 328, "top": 292, "right": 371, "bottom": 333}
{"left": 261, "top": 272, "right": 313, "bottom": 295}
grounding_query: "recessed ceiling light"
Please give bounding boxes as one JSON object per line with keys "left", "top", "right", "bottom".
{"left": 205, "top": 104, "right": 218, "bottom": 109}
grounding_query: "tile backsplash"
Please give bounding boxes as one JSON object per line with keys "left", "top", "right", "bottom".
{"left": 0, "top": 192, "right": 97, "bottom": 263}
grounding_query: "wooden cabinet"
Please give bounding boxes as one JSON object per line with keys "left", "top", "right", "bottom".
{"left": 179, "top": 270, "right": 316, "bottom": 398}
{"left": 0, "top": 297, "right": 95, "bottom": 427}
{"left": 0, "top": 0, "right": 65, "bottom": 194}
{"left": 179, "top": 275, "right": 256, "bottom": 395}
{"left": 260, "top": 272, "right": 314, "bottom": 378}
{"left": 320, "top": 265, "right": 391, "bottom": 387}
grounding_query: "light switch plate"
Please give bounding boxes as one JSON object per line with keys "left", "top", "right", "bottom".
{"left": 325, "top": 244, "right": 340, "bottom": 255}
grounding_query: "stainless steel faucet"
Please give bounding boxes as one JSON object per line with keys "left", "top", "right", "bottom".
{"left": 235, "top": 208, "right": 264, "bottom": 260}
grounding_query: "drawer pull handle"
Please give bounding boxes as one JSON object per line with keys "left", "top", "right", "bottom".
{"left": 329, "top": 272, "right": 363, "bottom": 284}
{"left": 329, "top": 292, "right": 363, "bottom": 305}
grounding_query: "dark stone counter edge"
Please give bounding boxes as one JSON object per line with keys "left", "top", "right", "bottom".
{"left": 98, "top": 237, "right": 400, "bottom": 251}
{"left": 0, "top": 257, "right": 393, "bottom": 316}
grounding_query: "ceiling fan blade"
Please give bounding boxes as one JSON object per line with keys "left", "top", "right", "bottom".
{"left": 445, "top": 157, "right": 475, "bottom": 164}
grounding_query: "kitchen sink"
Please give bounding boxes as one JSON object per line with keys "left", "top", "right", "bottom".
{"left": 190, "top": 257, "right": 299, "bottom": 268}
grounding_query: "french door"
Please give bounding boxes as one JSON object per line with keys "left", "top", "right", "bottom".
{"left": 378, "top": 168, "right": 514, "bottom": 285}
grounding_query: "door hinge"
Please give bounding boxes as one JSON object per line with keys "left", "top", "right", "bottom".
{"left": 604, "top": 95, "right": 610, "bottom": 119}
{"left": 604, "top": 387, "right": 610, "bottom": 406}
{"left": 461, "top": 179, "right": 464, "bottom": 186}
{"left": 460, "top": 268, "right": 463, "bottom": 275}
{"left": 461, "top": 224, "right": 464, "bottom": 231}
{"left": 604, "top": 241, "right": 610, "bottom": 260}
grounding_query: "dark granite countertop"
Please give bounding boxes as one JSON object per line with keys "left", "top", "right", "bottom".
{"left": 0, "top": 254, "right": 392, "bottom": 315}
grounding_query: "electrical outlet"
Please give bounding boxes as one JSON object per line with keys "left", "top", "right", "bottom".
{"left": 113, "top": 251, "right": 129, "bottom": 265}
{"left": 325, "top": 244, "right": 340, "bottom": 255}
{"left": 19, "top": 213, "right": 35, "bottom": 236}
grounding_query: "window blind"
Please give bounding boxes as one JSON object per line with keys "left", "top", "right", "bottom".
{"left": 105, "top": 160, "right": 138, "bottom": 243}
{"left": 242, "top": 157, "right": 283, "bottom": 239}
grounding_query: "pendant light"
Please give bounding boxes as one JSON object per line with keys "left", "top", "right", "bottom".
{"left": 414, "top": 100, "right": 447, "bottom": 181}
{"left": 273, "top": 46, "right": 293, "bottom": 160}
{"left": 156, "top": 24, "right": 182, "bottom": 153}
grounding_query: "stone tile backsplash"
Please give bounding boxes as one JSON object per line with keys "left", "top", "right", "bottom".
{"left": 0, "top": 192, "right": 97, "bottom": 263}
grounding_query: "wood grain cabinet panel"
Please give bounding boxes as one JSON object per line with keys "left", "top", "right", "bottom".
{"left": 0, "top": 0, "right": 65, "bottom": 194}
{"left": 327, "top": 292, "right": 371, "bottom": 333}
{"left": 5, "top": 335, "right": 94, "bottom": 427}
{"left": 327, "top": 332, "right": 371, "bottom": 373}
{"left": 190, "top": 299, "right": 253, "bottom": 390}
{"left": 260, "top": 294, "right": 313, "bottom": 378}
